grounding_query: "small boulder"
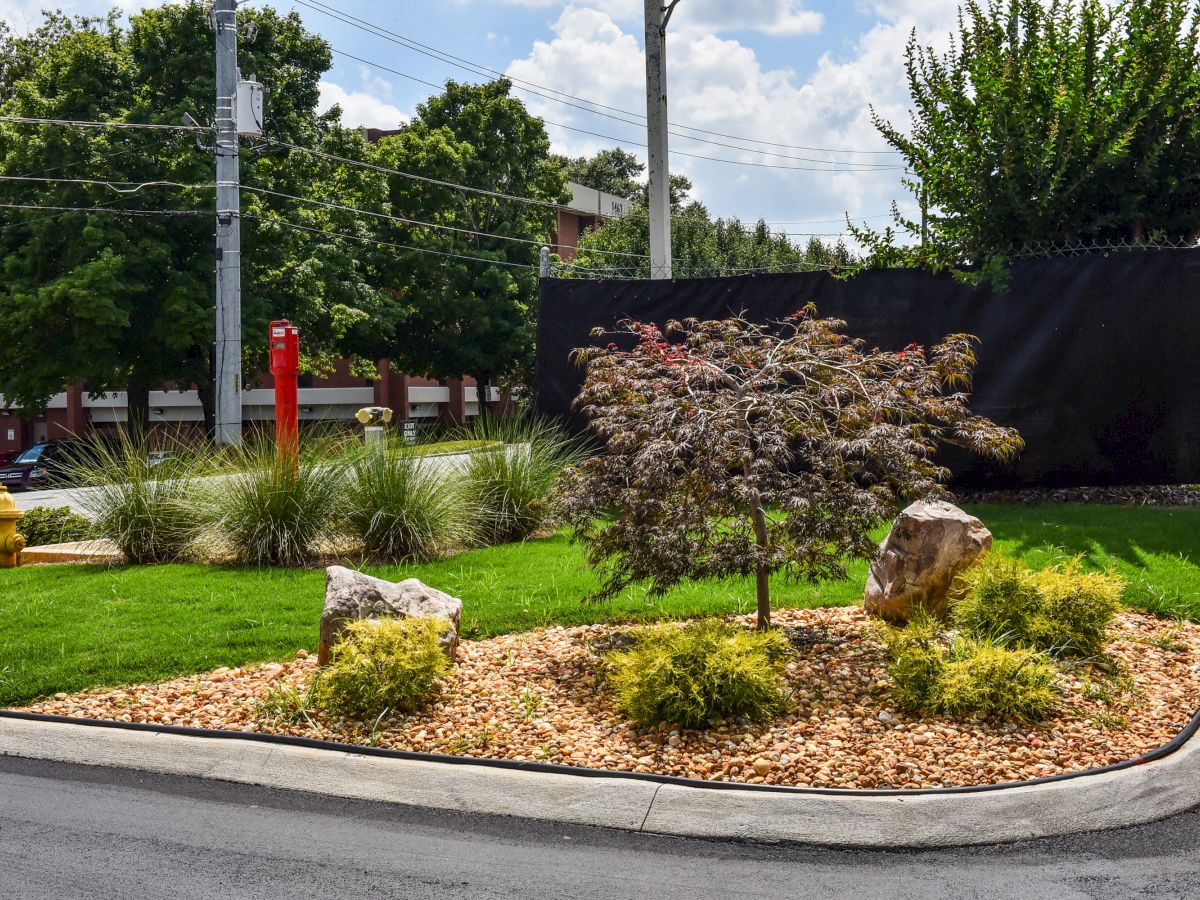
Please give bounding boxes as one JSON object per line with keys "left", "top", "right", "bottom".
{"left": 863, "top": 500, "right": 991, "bottom": 623}
{"left": 319, "top": 566, "right": 463, "bottom": 665}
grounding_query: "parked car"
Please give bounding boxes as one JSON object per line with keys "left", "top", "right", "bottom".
{"left": 0, "top": 442, "right": 64, "bottom": 491}
{"left": 0, "top": 440, "right": 103, "bottom": 491}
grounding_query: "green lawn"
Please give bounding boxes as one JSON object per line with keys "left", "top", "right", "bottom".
{"left": 2, "top": 503, "right": 1198, "bottom": 706}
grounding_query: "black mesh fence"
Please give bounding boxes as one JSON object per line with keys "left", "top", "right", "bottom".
{"left": 533, "top": 250, "right": 1200, "bottom": 487}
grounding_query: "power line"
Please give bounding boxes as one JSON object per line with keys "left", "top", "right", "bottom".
{"left": 16, "top": 145, "right": 143, "bottom": 180}
{"left": 292, "top": 0, "right": 901, "bottom": 158}
{"left": 263, "top": 139, "right": 855, "bottom": 243}
{"left": 245, "top": 213, "right": 538, "bottom": 269}
{"left": 240, "top": 182, "right": 653, "bottom": 258}
{"left": 0, "top": 174, "right": 214, "bottom": 193}
{"left": 0, "top": 114, "right": 208, "bottom": 133}
{"left": 0, "top": 202, "right": 206, "bottom": 217}
{"left": 330, "top": 48, "right": 901, "bottom": 171}
{"left": 261, "top": 136, "right": 568, "bottom": 211}
{"left": 0, "top": 114, "right": 851, "bottom": 253}
{"left": 766, "top": 209, "right": 919, "bottom": 225}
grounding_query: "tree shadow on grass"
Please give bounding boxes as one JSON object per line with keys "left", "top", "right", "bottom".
{"left": 964, "top": 504, "right": 1200, "bottom": 567}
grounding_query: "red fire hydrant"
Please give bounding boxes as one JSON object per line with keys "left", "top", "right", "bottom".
{"left": 269, "top": 320, "right": 300, "bottom": 465}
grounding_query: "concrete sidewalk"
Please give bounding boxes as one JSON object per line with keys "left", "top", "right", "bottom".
{"left": 2, "top": 714, "right": 1197, "bottom": 848}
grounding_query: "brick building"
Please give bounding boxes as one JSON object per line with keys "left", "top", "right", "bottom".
{"left": 0, "top": 178, "right": 628, "bottom": 454}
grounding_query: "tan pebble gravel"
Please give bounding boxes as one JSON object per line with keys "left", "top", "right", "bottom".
{"left": 15, "top": 608, "right": 1200, "bottom": 790}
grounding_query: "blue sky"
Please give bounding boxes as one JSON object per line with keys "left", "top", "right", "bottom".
{"left": 1, "top": 1, "right": 967, "bottom": 239}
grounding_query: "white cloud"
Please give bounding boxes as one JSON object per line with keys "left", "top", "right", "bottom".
{"left": 504, "top": 3, "right": 964, "bottom": 238}
{"left": 485, "top": 0, "right": 822, "bottom": 37}
{"left": 318, "top": 80, "right": 409, "bottom": 130}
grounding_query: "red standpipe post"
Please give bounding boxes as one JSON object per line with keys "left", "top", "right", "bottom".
{"left": 269, "top": 320, "right": 300, "bottom": 464}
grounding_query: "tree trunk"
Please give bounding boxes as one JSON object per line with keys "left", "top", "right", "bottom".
{"left": 747, "top": 487, "right": 772, "bottom": 631}
{"left": 196, "top": 376, "right": 216, "bottom": 442}
{"left": 473, "top": 371, "right": 493, "bottom": 424}
{"left": 126, "top": 378, "right": 151, "bottom": 440}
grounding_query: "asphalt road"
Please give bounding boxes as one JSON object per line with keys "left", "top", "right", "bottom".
{"left": 1, "top": 756, "right": 1198, "bottom": 899}
{"left": 8, "top": 450, "right": 472, "bottom": 517}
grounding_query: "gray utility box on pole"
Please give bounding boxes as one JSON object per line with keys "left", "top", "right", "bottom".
{"left": 236, "top": 75, "right": 264, "bottom": 136}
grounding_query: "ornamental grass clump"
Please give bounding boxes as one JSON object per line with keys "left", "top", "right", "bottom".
{"left": 952, "top": 554, "right": 1124, "bottom": 658}
{"left": 459, "top": 416, "right": 585, "bottom": 545}
{"left": 342, "top": 438, "right": 470, "bottom": 562}
{"left": 315, "top": 616, "right": 451, "bottom": 721}
{"left": 607, "top": 619, "right": 791, "bottom": 729}
{"left": 61, "top": 433, "right": 207, "bottom": 563}
{"left": 206, "top": 436, "right": 346, "bottom": 567}
{"left": 561, "top": 311, "right": 1022, "bottom": 629}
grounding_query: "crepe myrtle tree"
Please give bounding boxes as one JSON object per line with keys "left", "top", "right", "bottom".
{"left": 559, "top": 310, "right": 1023, "bottom": 630}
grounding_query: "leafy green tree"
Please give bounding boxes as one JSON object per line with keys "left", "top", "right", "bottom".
{"left": 555, "top": 145, "right": 692, "bottom": 207}
{"left": 568, "top": 199, "right": 853, "bottom": 277}
{"left": 853, "top": 0, "right": 1200, "bottom": 279}
{"left": 369, "top": 79, "right": 567, "bottom": 406}
{"left": 0, "top": 4, "right": 394, "bottom": 431}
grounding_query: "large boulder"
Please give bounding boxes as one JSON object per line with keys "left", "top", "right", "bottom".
{"left": 863, "top": 500, "right": 992, "bottom": 623}
{"left": 318, "top": 566, "right": 463, "bottom": 665}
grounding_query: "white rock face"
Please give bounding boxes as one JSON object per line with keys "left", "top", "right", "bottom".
{"left": 863, "top": 500, "right": 992, "bottom": 623}
{"left": 318, "top": 566, "right": 463, "bottom": 665}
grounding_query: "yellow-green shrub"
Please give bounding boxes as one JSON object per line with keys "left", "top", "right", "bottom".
{"left": 881, "top": 611, "right": 945, "bottom": 712}
{"left": 608, "top": 619, "right": 791, "bottom": 729}
{"left": 315, "top": 616, "right": 451, "bottom": 720}
{"left": 884, "top": 623, "right": 1058, "bottom": 722}
{"left": 1030, "top": 561, "right": 1124, "bottom": 657}
{"left": 938, "top": 639, "right": 1058, "bottom": 722}
{"left": 952, "top": 554, "right": 1124, "bottom": 657}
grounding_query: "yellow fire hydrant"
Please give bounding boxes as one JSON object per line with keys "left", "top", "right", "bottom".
{"left": 0, "top": 485, "right": 25, "bottom": 567}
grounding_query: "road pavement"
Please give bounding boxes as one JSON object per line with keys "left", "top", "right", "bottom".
{"left": 8, "top": 450, "right": 474, "bottom": 517}
{"left": 1, "top": 755, "right": 1197, "bottom": 899}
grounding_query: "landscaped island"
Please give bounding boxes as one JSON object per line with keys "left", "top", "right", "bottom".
{"left": 16, "top": 604, "right": 1199, "bottom": 790}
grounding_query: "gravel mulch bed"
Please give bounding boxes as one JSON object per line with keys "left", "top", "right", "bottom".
{"left": 953, "top": 484, "right": 1200, "bottom": 506}
{"left": 16, "top": 608, "right": 1200, "bottom": 790}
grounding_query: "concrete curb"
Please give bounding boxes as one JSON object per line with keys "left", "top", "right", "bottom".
{"left": 2, "top": 716, "right": 1198, "bottom": 847}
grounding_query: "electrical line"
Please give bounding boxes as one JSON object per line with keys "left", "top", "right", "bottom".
{"left": 261, "top": 136, "right": 568, "bottom": 211}
{"left": 0, "top": 174, "right": 214, "bottom": 193}
{"left": 262, "top": 139, "right": 857, "bottom": 243}
{"left": 766, "top": 209, "right": 919, "bottom": 225}
{"left": 244, "top": 213, "right": 538, "bottom": 269}
{"left": 0, "top": 202, "right": 206, "bottom": 217}
{"left": 292, "top": 0, "right": 901, "bottom": 157}
{"left": 16, "top": 145, "right": 143, "bottom": 180}
{"left": 0, "top": 115, "right": 209, "bottom": 133}
{"left": 240, "top": 182, "right": 653, "bottom": 258}
{"left": 330, "top": 48, "right": 902, "bottom": 171}
{"left": 0, "top": 114, "right": 854, "bottom": 254}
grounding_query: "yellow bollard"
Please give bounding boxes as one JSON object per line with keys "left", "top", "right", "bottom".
{"left": 0, "top": 485, "right": 25, "bottom": 567}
